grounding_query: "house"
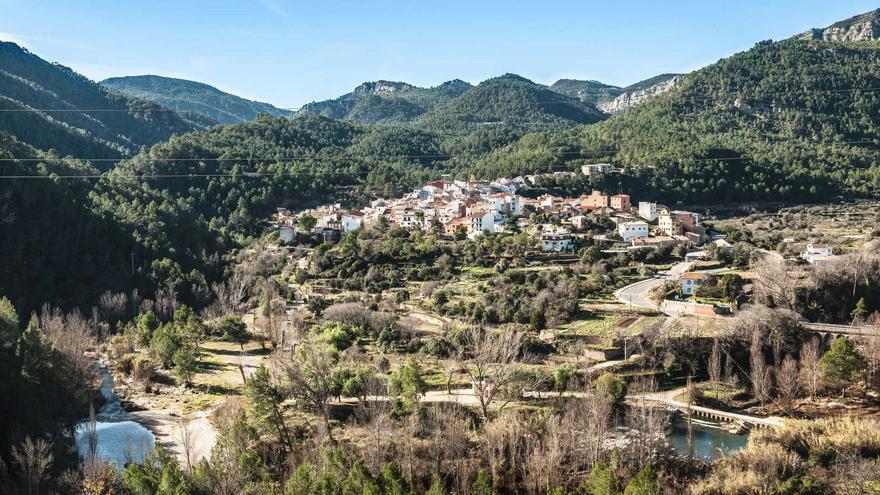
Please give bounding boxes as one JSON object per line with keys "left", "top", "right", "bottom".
{"left": 618, "top": 221, "right": 650, "bottom": 242}
{"left": 675, "top": 210, "right": 700, "bottom": 232}
{"left": 680, "top": 272, "right": 711, "bottom": 295}
{"left": 802, "top": 243, "right": 835, "bottom": 266}
{"left": 540, "top": 226, "right": 573, "bottom": 252}
{"left": 610, "top": 194, "right": 631, "bottom": 212}
{"left": 658, "top": 209, "right": 682, "bottom": 236}
{"left": 467, "top": 208, "right": 499, "bottom": 234}
{"left": 581, "top": 163, "right": 616, "bottom": 176}
{"left": 638, "top": 202, "right": 658, "bottom": 222}
{"left": 444, "top": 217, "right": 471, "bottom": 237}
{"left": 579, "top": 190, "right": 609, "bottom": 209}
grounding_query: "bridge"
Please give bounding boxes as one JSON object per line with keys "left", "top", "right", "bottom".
{"left": 802, "top": 322, "right": 879, "bottom": 338}
{"left": 627, "top": 390, "right": 785, "bottom": 428}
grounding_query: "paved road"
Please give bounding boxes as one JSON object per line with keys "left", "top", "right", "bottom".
{"left": 614, "top": 261, "right": 693, "bottom": 311}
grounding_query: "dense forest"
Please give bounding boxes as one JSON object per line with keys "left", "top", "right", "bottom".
{"left": 101, "top": 75, "right": 294, "bottom": 125}
{"left": 472, "top": 40, "right": 880, "bottom": 203}
{"left": 0, "top": 42, "right": 211, "bottom": 165}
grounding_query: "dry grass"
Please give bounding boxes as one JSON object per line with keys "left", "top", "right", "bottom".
{"left": 752, "top": 416, "right": 880, "bottom": 458}
{"left": 692, "top": 417, "right": 880, "bottom": 494}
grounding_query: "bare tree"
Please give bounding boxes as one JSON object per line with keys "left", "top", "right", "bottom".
{"left": 624, "top": 377, "right": 669, "bottom": 467}
{"left": 708, "top": 338, "right": 722, "bottom": 397}
{"left": 11, "top": 437, "right": 53, "bottom": 495}
{"left": 155, "top": 279, "right": 179, "bottom": 321}
{"left": 831, "top": 448, "right": 880, "bottom": 495}
{"left": 277, "top": 338, "right": 337, "bottom": 442}
{"left": 483, "top": 410, "right": 533, "bottom": 492}
{"left": 753, "top": 259, "right": 802, "bottom": 311}
{"left": 561, "top": 384, "right": 613, "bottom": 471}
{"left": 523, "top": 414, "right": 564, "bottom": 494}
{"left": 750, "top": 329, "right": 773, "bottom": 405}
{"left": 800, "top": 338, "right": 823, "bottom": 400}
{"left": 176, "top": 419, "right": 197, "bottom": 473}
{"left": 453, "top": 326, "right": 533, "bottom": 420}
{"left": 776, "top": 354, "right": 800, "bottom": 412}
{"left": 354, "top": 378, "right": 393, "bottom": 474}
{"left": 427, "top": 404, "right": 471, "bottom": 484}
{"left": 838, "top": 250, "right": 877, "bottom": 298}
{"left": 98, "top": 291, "right": 128, "bottom": 324}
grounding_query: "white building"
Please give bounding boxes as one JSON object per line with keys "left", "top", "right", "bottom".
{"left": 618, "top": 221, "right": 650, "bottom": 242}
{"left": 540, "top": 226, "right": 573, "bottom": 252}
{"left": 638, "top": 202, "right": 658, "bottom": 222}
{"left": 802, "top": 243, "right": 834, "bottom": 266}
{"left": 680, "top": 272, "right": 710, "bottom": 295}
{"left": 581, "top": 163, "right": 616, "bottom": 176}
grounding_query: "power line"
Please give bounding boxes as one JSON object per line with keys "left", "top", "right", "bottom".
{"left": 4, "top": 86, "right": 880, "bottom": 113}
{"left": 0, "top": 139, "right": 873, "bottom": 164}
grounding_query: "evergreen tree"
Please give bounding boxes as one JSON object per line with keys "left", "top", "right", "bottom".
{"left": 624, "top": 465, "right": 660, "bottom": 495}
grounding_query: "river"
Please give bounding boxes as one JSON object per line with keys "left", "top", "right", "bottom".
{"left": 666, "top": 416, "right": 749, "bottom": 461}
{"left": 74, "top": 363, "right": 156, "bottom": 468}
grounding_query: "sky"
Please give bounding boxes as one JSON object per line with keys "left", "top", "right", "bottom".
{"left": 1, "top": 1, "right": 877, "bottom": 108}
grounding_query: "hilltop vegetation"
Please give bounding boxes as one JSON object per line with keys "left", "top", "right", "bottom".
{"left": 474, "top": 39, "right": 880, "bottom": 203}
{"left": 295, "top": 79, "right": 472, "bottom": 124}
{"left": 0, "top": 42, "right": 210, "bottom": 166}
{"left": 101, "top": 75, "right": 294, "bottom": 124}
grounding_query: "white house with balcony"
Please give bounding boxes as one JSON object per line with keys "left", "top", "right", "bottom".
{"left": 540, "top": 226, "right": 573, "bottom": 252}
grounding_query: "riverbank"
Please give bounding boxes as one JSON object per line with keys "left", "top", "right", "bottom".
{"left": 99, "top": 353, "right": 220, "bottom": 467}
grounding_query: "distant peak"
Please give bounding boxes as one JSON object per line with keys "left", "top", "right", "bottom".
{"left": 799, "top": 8, "right": 880, "bottom": 42}
{"left": 352, "top": 80, "right": 416, "bottom": 95}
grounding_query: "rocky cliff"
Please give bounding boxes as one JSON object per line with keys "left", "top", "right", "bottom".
{"left": 799, "top": 9, "right": 880, "bottom": 42}
{"left": 598, "top": 75, "right": 682, "bottom": 113}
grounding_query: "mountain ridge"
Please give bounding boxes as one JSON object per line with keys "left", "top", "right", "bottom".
{"left": 101, "top": 74, "right": 293, "bottom": 124}
{"left": 0, "top": 41, "right": 210, "bottom": 166}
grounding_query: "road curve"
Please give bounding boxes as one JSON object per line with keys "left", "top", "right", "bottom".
{"left": 614, "top": 261, "right": 693, "bottom": 311}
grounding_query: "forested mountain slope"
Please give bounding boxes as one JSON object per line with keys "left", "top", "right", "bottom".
{"left": 0, "top": 132, "right": 136, "bottom": 314}
{"left": 548, "top": 79, "right": 623, "bottom": 106}
{"left": 474, "top": 39, "right": 880, "bottom": 203}
{"left": 101, "top": 75, "right": 293, "bottom": 124}
{"left": 414, "top": 73, "right": 607, "bottom": 154}
{"left": 0, "top": 42, "right": 210, "bottom": 166}
{"left": 295, "top": 79, "right": 472, "bottom": 124}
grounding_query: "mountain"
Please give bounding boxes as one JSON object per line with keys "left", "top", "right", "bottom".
{"left": 101, "top": 75, "right": 294, "bottom": 124}
{"left": 474, "top": 35, "right": 880, "bottom": 203}
{"left": 798, "top": 8, "right": 880, "bottom": 42}
{"left": 295, "top": 79, "right": 472, "bottom": 124}
{"left": 0, "top": 42, "right": 210, "bottom": 167}
{"left": 416, "top": 74, "right": 606, "bottom": 131}
{"left": 597, "top": 74, "right": 683, "bottom": 113}
{"left": 549, "top": 79, "right": 623, "bottom": 106}
{"left": 549, "top": 74, "right": 683, "bottom": 113}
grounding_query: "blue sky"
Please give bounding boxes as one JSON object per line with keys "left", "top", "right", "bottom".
{"left": 0, "top": 1, "right": 877, "bottom": 108}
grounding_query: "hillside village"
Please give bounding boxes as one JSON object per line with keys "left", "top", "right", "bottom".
{"left": 273, "top": 167, "right": 709, "bottom": 253}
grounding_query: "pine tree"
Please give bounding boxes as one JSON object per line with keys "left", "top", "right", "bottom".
{"left": 623, "top": 465, "right": 660, "bottom": 495}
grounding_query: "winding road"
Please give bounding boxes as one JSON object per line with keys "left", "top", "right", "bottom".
{"left": 614, "top": 261, "right": 693, "bottom": 311}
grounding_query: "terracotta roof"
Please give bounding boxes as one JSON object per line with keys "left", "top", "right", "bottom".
{"left": 680, "top": 272, "right": 709, "bottom": 280}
